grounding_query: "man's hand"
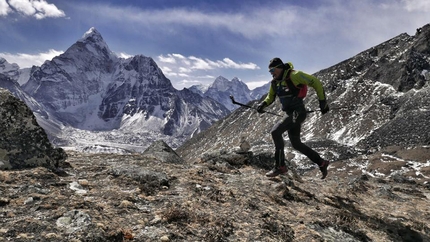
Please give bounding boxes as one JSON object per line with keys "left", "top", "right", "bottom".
{"left": 256, "top": 102, "right": 267, "bottom": 113}
{"left": 319, "top": 100, "right": 330, "bottom": 114}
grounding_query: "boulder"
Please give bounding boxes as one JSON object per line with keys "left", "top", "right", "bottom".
{"left": 0, "top": 88, "right": 66, "bottom": 170}
{"left": 142, "top": 140, "right": 184, "bottom": 163}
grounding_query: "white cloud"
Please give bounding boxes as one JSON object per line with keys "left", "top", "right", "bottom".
{"left": 8, "top": 0, "right": 35, "bottom": 15}
{"left": 3, "top": 0, "right": 430, "bottom": 90}
{"left": 0, "top": 49, "right": 63, "bottom": 68}
{"left": 6, "top": 0, "right": 65, "bottom": 19}
{"left": 161, "top": 66, "right": 172, "bottom": 72}
{"left": 178, "top": 73, "right": 189, "bottom": 77}
{"left": 159, "top": 54, "right": 259, "bottom": 71}
{"left": 401, "top": 0, "right": 430, "bottom": 11}
{"left": 158, "top": 54, "right": 177, "bottom": 64}
{"left": 79, "top": 4, "right": 297, "bottom": 39}
{"left": 246, "top": 81, "right": 269, "bottom": 90}
{"left": 156, "top": 54, "right": 260, "bottom": 89}
{"left": 79, "top": 0, "right": 430, "bottom": 55}
{"left": 178, "top": 67, "right": 191, "bottom": 73}
{"left": 188, "top": 56, "right": 213, "bottom": 70}
{"left": 172, "top": 53, "right": 186, "bottom": 59}
{"left": 218, "top": 58, "right": 259, "bottom": 70}
{"left": 117, "top": 52, "right": 133, "bottom": 59}
{"left": 32, "top": 0, "right": 65, "bottom": 19}
{"left": 0, "top": 0, "right": 12, "bottom": 16}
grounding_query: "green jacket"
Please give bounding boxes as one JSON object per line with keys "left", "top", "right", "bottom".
{"left": 263, "top": 70, "right": 326, "bottom": 108}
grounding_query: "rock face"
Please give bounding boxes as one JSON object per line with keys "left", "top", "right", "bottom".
{"left": 142, "top": 140, "right": 184, "bottom": 164}
{"left": 0, "top": 88, "right": 66, "bottom": 170}
{"left": 315, "top": 24, "right": 430, "bottom": 149}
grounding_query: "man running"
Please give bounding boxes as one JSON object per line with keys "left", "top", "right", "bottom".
{"left": 257, "top": 57, "right": 330, "bottom": 179}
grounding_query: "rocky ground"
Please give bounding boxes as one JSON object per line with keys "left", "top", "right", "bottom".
{"left": 1, "top": 144, "right": 430, "bottom": 242}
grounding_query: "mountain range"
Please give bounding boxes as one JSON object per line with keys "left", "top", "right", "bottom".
{"left": 1, "top": 24, "right": 430, "bottom": 156}
{"left": 1, "top": 28, "right": 255, "bottom": 152}
{"left": 178, "top": 23, "right": 430, "bottom": 165}
{"left": 188, "top": 76, "right": 254, "bottom": 111}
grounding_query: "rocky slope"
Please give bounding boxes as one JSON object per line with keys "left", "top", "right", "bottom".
{"left": 177, "top": 24, "right": 430, "bottom": 164}
{"left": 0, "top": 145, "right": 429, "bottom": 241}
{"left": 0, "top": 90, "right": 428, "bottom": 240}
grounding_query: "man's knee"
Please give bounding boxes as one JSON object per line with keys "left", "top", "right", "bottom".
{"left": 289, "top": 136, "right": 303, "bottom": 149}
{"left": 271, "top": 129, "right": 281, "bottom": 139}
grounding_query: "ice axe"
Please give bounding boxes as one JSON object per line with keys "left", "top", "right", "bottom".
{"left": 229, "top": 95, "right": 283, "bottom": 117}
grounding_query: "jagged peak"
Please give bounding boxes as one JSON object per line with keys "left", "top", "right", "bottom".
{"left": 0, "top": 58, "right": 20, "bottom": 72}
{"left": 416, "top": 23, "right": 430, "bottom": 35}
{"left": 77, "top": 27, "right": 110, "bottom": 51}
{"left": 210, "top": 76, "right": 232, "bottom": 91}
{"left": 214, "top": 75, "right": 229, "bottom": 81}
{"left": 80, "top": 27, "right": 102, "bottom": 41}
{"left": 68, "top": 27, "right": 117, "bottom": 60}
{"left": 231, "top": 77, "right": 241, "bottom": 82}
{"left": 231, "top": 77, "right": 248, "bottom": 87}
{"left": 211, "top": 76, "right": 248, "bottom": 90}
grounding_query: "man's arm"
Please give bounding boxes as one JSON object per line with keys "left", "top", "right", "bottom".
{"left": 262, "top": 81, "right": 277, "bottom": 105}
{"left": 291, "top": 71, "right": 326, "bottom": 100}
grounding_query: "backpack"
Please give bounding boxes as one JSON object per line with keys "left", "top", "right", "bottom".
{"left": 284, "top": 62, "right": 308, "bottom": 99}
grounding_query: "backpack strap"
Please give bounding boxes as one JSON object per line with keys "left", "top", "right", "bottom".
{"left": 285, "top": 70, "right": 308, "bottom": 99}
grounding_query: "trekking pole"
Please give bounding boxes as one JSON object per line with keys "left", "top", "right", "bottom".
{"left": 230, "top": 95, "right": 283, "bottom": 117}
{"left": 306, "top": 106, "right": 355, "bottom": 113}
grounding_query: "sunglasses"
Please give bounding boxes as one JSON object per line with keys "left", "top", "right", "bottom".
{"left": 269, "top": 64, "right": 283, "bottom": 73}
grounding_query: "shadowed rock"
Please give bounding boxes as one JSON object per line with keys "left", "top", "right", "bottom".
{"left": 0, "top": 88, "right": 66, "bottom": 170}
{"left": 142, "top": 140, "right": 184, "bottom": 163}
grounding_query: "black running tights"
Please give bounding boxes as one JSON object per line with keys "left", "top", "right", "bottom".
{"left": 270, "top": 111, "right": 323, "bottom": 167}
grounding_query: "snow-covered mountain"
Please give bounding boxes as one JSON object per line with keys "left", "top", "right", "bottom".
{"left": 187, "top": 84, "right": 209, "bottom": 96}
{"left": 0, "top": 73, "right": 64, "bottom": 146}
{"left": 0, "top": 57, "right": 31, "bottom": 86}
{"left": 189, "top": 76, "right": 253, "bottom": 111}
{"left": 189, "top": 76, "right": 281, "bottom": 110}
{"left": 250, "top": 82, "right": 270, "bottom": 100}
{"left": 1, "top": 27, "right": 229, "bottom": 152}
{"left": 178, "top": 23, "right": 430, "bottom": 165}
{"left": 0, "top": 58, "right": 19, "bottom": 79}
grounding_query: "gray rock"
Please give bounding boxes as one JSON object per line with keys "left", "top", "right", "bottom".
{"left": 142, "top": 140, "right": 184, "bottom": 163}
{"left": 0, "top": 88, "right": 66, "bottom": 170}
{"left": 56, "top": 210, "right": 92, "bottom": 234}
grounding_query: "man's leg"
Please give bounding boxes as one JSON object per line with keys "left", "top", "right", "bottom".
{"left": 288, "top": 130, "right": 322, "bottom": 164}
{"left": 288, "top": 117, "right": 329, "bottom": 179}
{"left": 265, "top": 115, "right": 294, "bottom": 177}
{"left": 271, "top": 115, "right": 294, "bottom": 167}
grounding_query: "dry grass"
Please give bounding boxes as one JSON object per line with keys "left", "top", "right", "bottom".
{"left": 0, "top": 148, "right": 429, "bottom": 241}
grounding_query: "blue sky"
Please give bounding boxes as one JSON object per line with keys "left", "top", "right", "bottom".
{"left": 1, "top": 0, "right": 430, "bottom": 90}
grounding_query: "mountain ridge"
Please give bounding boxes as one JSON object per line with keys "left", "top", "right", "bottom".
{"left": 1, "top": 27, "right": 230, "bottom": 152}
{"left": 177, "top": 24, "right": 430, "bottom": 163}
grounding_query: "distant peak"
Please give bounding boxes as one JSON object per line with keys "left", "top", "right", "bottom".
{"left": 74, "top": 27, "right": 115, "bottom": 59}
{"left": 82, "top": 27, "right": 100, "bottom": 38}
{"left": 214, "top": 76, "right": 229, "bottom": 82}
{"left": 78, "top": 27, "right": 104, "bottom": 43}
